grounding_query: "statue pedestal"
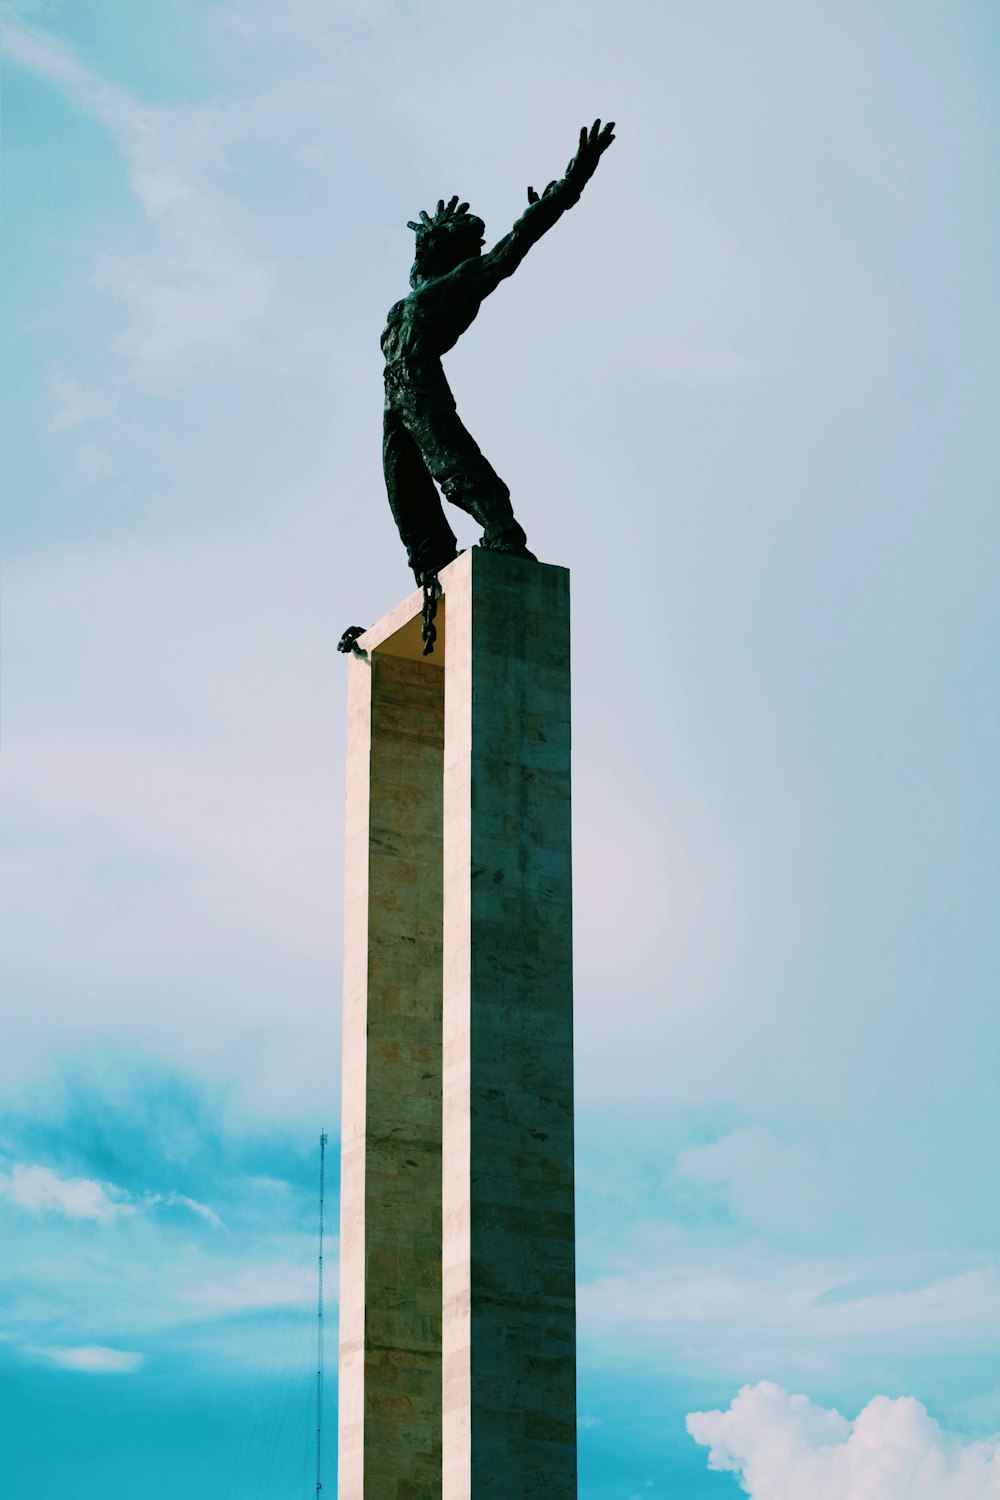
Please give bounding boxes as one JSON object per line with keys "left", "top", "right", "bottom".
{"left": 339, "top": 548, "right": 576, "bottom": 1498}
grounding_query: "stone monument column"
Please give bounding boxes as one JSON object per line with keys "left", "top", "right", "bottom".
{"left": 441, "top": 549, "right": 576, "bottom": 1498}
{"left": 339, "top": 549, "right": 576, "bottom": 1499}
{"left": 339, "top": 603, "right": 445, "bottom": 1499}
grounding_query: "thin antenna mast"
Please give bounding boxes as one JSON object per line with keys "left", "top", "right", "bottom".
{"left": 315, "top": 1130, "right": 328, "bottom": 1497}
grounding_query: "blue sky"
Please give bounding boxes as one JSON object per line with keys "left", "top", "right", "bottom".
{"left": 2, "top": 1, "right": 998, "bottom": 1496}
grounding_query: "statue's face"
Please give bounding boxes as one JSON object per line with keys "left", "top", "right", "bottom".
{"left": 411, "top": 217, "right": 485, "bottom": 287}
{"left": 436, "top": 219, "right": 485, "bottom": 273}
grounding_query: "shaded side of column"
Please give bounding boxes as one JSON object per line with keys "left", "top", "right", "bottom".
{"left": 442, "top": 548, "right": 576, "bottom": 1499}
{"left": 340, "top": 644, "right": 445, "bottom": 1500}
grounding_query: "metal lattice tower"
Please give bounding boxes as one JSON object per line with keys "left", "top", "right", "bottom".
{"left": 316, "top": 1130, "right": 327, "bottom": 1497}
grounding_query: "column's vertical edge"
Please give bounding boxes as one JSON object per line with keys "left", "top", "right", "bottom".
{"left": 442, "top": 550, "right": 475, "bottom": 1500}
{"left": 467, "top": 548, "right": 576, "bottom": 1497}
{"left": 339, "top": 651, "right": 373, "bottom": 1500}
{"left": 364, "top": 652, "right": 445, "bottom": 1498}
{"left": 442, "top": 549, "right": 577, "bottom": 1499}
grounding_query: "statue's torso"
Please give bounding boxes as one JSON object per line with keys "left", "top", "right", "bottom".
{"left": 381, "top": 276, "right": 482, "bottom": 380}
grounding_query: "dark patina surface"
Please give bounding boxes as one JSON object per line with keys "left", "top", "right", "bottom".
{"left": 382, "top": 119, "right": 615, "bottom": 582}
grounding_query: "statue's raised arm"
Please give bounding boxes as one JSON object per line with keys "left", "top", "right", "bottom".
{"left": 380, "top": 119, "right": 616, "bottom": 585}
{"left": 475, "top": 118, "right": 616, "bottom": 290}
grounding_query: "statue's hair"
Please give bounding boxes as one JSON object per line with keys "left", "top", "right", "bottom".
{"left": 408, "top": 196, "right": 484, "bottom": 284}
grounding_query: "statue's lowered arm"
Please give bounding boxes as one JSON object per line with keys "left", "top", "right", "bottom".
{"left": 471, "top": 118, "right": 616, "bottom": 295}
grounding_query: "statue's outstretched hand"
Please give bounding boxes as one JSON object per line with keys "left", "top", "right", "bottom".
{"left": 527, "top": 118, "right": 615, "bottom": 206}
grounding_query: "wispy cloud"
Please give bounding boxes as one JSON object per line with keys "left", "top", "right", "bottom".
{"left": 687, "top": 1382, "right": 1000, "bottom": 1499}
{"left": 68, "top": 440, "right": 117, "bottom": 487}
{"left": 0, "top": 1165, "right": 319, "bottom": 1377}
{"left": 30, "top": 1344, "right": 145, "bottom": 1375}
{"left": 150, "top": 1192, "right": 225, "bottom": 1230}
{"left": 675, "top": 1127, "right": 831, "bottom": 1240}
{"left": 12, "top": 1235, "right": 321, "bottom": 1361}
{"left": 48, "top": 369, "right": 116, "bottom": 431}
{"left": 174, "top": 1259, "right": 313, "bottom": 1319}
{"left": 2, "top": 17, "right": 275, "bottom": 387}
{"left": 0, "top": 1162, "right": 221, "bottom": 1227}
{"left": 580, "top": 1224, "right": 1000, "bottom": 1379}
{"left": 0, "top": 1165, "right": 129, "bottom": 1222}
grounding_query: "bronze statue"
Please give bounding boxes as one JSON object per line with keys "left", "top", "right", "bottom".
{"left": 381, "top": 119, "right": 616, "bottom": 582}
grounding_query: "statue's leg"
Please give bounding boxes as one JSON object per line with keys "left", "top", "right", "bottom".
{"left": 383, "top": 406, "right": 460, "bottom": 581}
{"left": 415, "top": 403, "right": 534, "bottom": 557}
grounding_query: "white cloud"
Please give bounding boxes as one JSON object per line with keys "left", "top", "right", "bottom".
{"left": 0, "top": 1165, "right": 131, "bottom": 1223}
{"left": 0, "top": 1163, "right": 222, "bottom": 1229}
{"left": 33, "top": 1344, "right": 145, "bottom": 1374}
{"left": 675, "top": 1127, "right": 830, "bottom": 1239}
{"left": 687, "top": 1382, "right": 1000, "bottom": 1499}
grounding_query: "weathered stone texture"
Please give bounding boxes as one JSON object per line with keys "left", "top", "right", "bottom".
{"left": 442, "top": 548, "right": 576, "bottom": 1499}
{"left": 340, "top": 642, "right": 445, "bottom": 1500}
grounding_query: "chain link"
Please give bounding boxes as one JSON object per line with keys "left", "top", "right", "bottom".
{"left": 421, "top": 573, "right": 441, "bottom": 656}
{"left": 338, "top": 574, "right": 441, "bottom": 663}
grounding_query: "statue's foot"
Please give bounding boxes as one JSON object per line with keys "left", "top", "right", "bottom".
{"left": 479, "top": 525, "right": 537, "bottom": 561}
{"left": 481, "top": 539, "right": 538, "bottom": 561}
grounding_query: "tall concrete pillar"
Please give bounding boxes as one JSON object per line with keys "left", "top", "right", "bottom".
{"left": 339, "top": 549, "right": 576, "bottom": 1499}
{"left": 339, "top": 602, "right": 446, "bottom": 1500}
{"left": 441, "top": 549, "right": 576, "bottom": 1499}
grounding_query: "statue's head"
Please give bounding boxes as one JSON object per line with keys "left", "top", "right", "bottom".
{"left": 408, "top": 196, "right": 485, "bottom": 286}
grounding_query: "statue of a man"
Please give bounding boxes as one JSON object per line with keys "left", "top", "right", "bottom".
{"left": 381, "top": 119, "right": 616, "bottom": 583}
